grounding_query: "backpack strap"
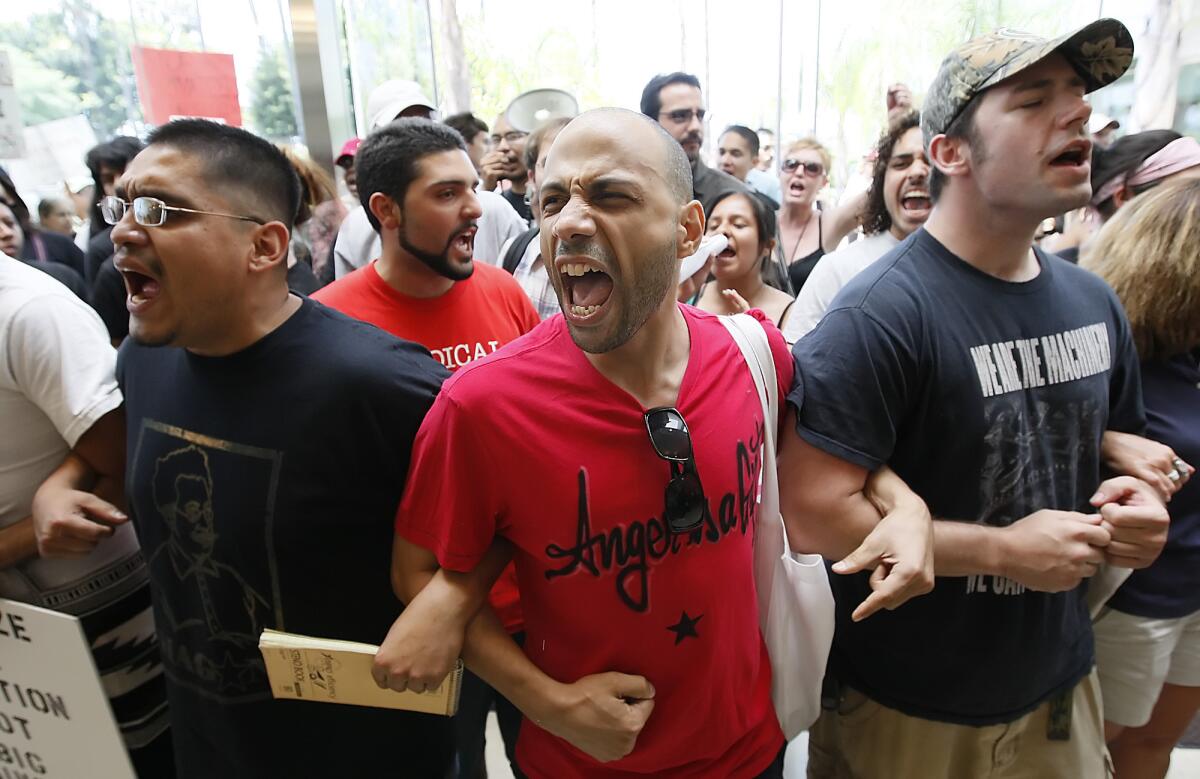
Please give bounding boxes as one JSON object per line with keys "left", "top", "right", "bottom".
{"left": 502, "top": 227, "right": 540, "bottom": 274}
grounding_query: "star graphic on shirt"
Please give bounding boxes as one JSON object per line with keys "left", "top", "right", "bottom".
{"left": 666, "top": 611, "right": 704, "bottom": 645}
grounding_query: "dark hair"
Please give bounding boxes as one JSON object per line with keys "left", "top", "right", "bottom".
{"left": 640, "top": 72, "right": 702, "bottom": 119}
{"left": 38, "top": 196, "right": 68, "bottom": 221}
{"left": 146, "top": 120, "right": 301, "bottom": 228}
{"left": 1091, "top": 129, "right": 1182, "bottom": 220}
{"left": 443, "top": 112, "right": 489, "bottom": 144}
{"left": 709, "top": 189, "right": 777, "bottom": 256}
{"left": 720, "top": 125, "right": 760, "bottom": 157}
{"left": 356, "top": 118, "right": 467, "bottom": 232}
{"left": 863, "top": 111, "right": 921, "bottom": 234}
{"left": 523, "top": 117, "right": 573, "bottom": 171}
{"left": 0, "top": 165, "right": 33, "bottom": 235}
{"left": 85, "top": 136, "right": 145, "bottom": 230}
{"left": 929, "top": 96, "right": 984, "bottom": 203}
{"left": 756, "top": 127, "right": 775, "bottom": 137}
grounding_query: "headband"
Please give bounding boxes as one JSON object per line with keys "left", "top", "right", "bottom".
{"left": 1092, "top": 136, "right": 1200, "bottom": 206}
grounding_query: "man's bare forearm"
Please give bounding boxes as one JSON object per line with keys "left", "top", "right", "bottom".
{"left": 0, "top": 518, "right": 38, "bottom": 569}
{"left": 931, "top": 520, "right": 1007, "bottom": 577}
{"left": 392, "top": 549, "right": 563, "bottom": 722}
{"left": 460, "top": 607, "right": 563, "bottom": 723}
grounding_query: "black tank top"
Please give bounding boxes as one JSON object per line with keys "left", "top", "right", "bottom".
{"left": 786, "top": 216, "right": 824, "bottom": 293}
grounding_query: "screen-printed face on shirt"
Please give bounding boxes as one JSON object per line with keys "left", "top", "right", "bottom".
{"left": 538, "top": 111, "right": 689, "bottom": 354}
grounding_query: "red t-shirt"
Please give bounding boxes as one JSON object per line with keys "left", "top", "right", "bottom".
{"left": 396, "top": 305, "right": 791, "bottom": 778}
{"left": 312, "top": 260, "right": 541, "bottom": 371}
{"left": 314, "top": 260, "right": 539, "bottom": 632}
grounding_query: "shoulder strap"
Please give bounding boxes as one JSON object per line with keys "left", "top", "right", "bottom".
{"left": 502, "top": 227, "right": 540, "bottom": 274}
{"left": 719, "top": 314, "right": 778, "bottom": 454}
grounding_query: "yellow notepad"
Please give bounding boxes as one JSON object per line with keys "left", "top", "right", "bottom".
{"left": 258, "top": 629, "right": 463, "bottom": 716}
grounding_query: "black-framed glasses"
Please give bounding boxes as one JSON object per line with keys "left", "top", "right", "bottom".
{"left": 644, "top": 407, "right": 707, "bottom": 534}
{"left": 99, "top": 195, "right": 266, "bottom": 228}
{"left": 782, "top": 158, "right": 825, "bottom": 177}
{"left": 659, "top": 108, "right": 706, "bottom": 125}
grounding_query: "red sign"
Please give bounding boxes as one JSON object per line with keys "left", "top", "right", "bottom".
{"left": 131, "top": 46, "right": 242, "bottom": 127}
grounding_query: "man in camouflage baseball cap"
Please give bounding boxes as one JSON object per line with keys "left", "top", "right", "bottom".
{"left": 922, "top": 18, "right": 1133, "bottom": 144}
{"left": 797, "top": 16, "right": 1169, "bottom": 779}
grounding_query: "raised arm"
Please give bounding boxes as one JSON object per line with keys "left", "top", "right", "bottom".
{"left": 823, "top": 188, "right": 868, "bottom": 249}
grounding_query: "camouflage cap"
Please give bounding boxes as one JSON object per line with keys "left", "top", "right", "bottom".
{"left": 922, "top": 18, "right": 1133, "bottom": 145}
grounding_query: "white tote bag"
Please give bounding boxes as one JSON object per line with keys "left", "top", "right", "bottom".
{"left": 720, "top": 313, "right": 836, "bottom": 740}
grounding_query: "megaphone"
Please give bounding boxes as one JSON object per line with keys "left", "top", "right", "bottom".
{"left": 505, "top": 89, "right": 579, "bottom": 133}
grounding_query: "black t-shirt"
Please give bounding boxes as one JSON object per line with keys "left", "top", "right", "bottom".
{"left": 1056, "top": 246, "right": 1080, "bottom": 264}
{"left": 501, "top": 187, "right": 532, "bottom": 223}
{"left": 789, "top": 228, "right": 1144, "bottom": 725}
{"left": 92, "top": 257, "right": 128, "bottom": 341}
{"left": 85, "top": 226, "right": 115, "bottom": 285}
{"left": 1109, "top": 351, "right": 1200, "bottom": 619}
{"left": 117, "top": 298, "right": 453, "bottom": 777}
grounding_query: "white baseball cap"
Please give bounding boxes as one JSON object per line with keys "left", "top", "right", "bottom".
{"left": 366, "top": 80, "right": 437, "bottom": 131}
{"left": 1088, "top": 112, "right": 1119, "bottom": 134}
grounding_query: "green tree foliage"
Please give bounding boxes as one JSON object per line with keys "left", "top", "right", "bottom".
{"left": 3, "top": 47, "right": 82, "bottom": 126}
{"left": 250, "top": 47, "right": 298, "bottom": 140}
{"left": 0, "top": 1, "right": 142, "bottom": 138}
{"left": 458, "top": 16, "right": 602, "bottom": 127}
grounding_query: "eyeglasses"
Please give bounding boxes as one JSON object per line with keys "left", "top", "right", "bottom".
{"left": 492, "top": 131, "right": 528, "bottom": 144}
{"left": 644, "top": 407, "right": 707, "bottom": 534}
{"left": 659, "top": 108, "right": 706, "bottom": 125}
{"left": 99, "top": 195, "right": 265, "bottom": 227}
{"left": 782, "top": 158, "right": 825, "bottom": 177}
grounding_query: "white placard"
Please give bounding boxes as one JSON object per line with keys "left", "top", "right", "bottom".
{"left": 0, "top": 598, "right": 134, "bottom": 779}
{"left": 0, "top": 50, "right": 25, "bottom": 159}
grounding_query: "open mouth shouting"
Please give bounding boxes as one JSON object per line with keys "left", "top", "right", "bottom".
{"left": 898, "top": 186, "right": 931, "bottom": 221}
{"left": 1047, "top": 139, "right": 1091, "bottom": 179}
{"left": 115, "top": 251, "right": 163, "bottom": 315}
{"left": 449, "top": 225, "right": 477, "bottom": 258}
{"left": 558, "top": 258, "right": 614, "bottom": 321}
{"left": 786, "top": 178, "right": 809, "bottom": 200}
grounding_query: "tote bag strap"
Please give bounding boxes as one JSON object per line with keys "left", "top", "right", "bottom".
{"left": 719, "top": 313, "right": 778, "bottom": 455}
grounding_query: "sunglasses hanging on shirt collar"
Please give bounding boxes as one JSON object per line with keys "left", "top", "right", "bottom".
{"left": 644, "top": 407, "right": 707, "bottom": 534}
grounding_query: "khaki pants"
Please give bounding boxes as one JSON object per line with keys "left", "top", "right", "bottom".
{"left": 807, "top": 669, "right": 1111, "bottom": 779}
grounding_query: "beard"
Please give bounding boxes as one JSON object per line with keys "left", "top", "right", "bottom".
{"left": 398, "top": 219, "right": 477, "bottom": 281}
{"left": 556, "top": 236, "right": 679, "bottom": 355}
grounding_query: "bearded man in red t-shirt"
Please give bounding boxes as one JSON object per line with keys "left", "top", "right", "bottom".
{"left": 372, "top": 109, "right": 934, "bottom": 779}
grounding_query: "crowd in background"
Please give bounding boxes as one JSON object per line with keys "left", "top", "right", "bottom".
{"left": 1, "top": 14, "right": 1198, "bottom": 779}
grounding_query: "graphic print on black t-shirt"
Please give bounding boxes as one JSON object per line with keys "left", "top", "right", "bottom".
{"left": 133, "top": 418, "right": 281, "bottom": 702}
{"left": 966, "top": 324, "right": 1112, "bottom": 594}
{"left": 790, "top": 229, "right": 1146, "bottom": 724}
{"left": 543, "top": 418, "right": 765, "bottom": 613}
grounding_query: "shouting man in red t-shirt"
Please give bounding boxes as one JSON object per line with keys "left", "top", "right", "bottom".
{"left": 373, "top": 109, "right": 934, "bottom": 778}
{"left": 313, "top": 118, "right": 538, "bottom": 777}
{"left": 314, "top": 118, "right": 540, "bottom": 371}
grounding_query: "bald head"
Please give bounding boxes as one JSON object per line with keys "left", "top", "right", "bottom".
{"left": 550, "top": 108, "right": 693, "bottom": 205}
